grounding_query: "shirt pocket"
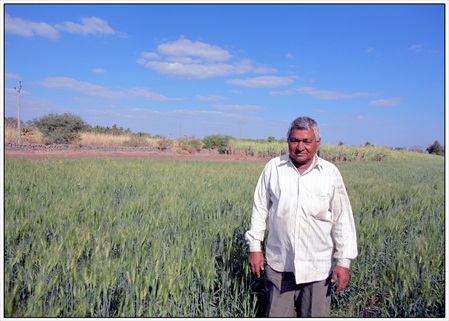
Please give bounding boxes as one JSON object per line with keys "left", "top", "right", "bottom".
{"left": 303, "top": 190, "right": 331, "bottom": 222}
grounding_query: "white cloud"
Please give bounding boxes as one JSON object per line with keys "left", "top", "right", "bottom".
{"left": 157, "top": 37, "right": 232, "bottom": 62}
{"left": 5, "top": 87, "right": 18, "bottom": 94}
{"left": 5, "top": 14, "right": 124, "bottom": 39}
{"left": 211, "top": 104, "right": 263, "bottom": 113}
{"left": 92, "top": 68, "right": 106, "bottom": 74}
{"left": 56, "top": 17, "right": 116, "bottom": 36}
{"left": 168, "top": 109, "right": 224, "bottom": 118}
{"left": 196, "top": 94, "right": 226, "bottom": 101}
{"left": 408, "top": 44, "right": 439, "bottom": 54}
{"left": 126, "top": 108, "right": 163, "bottom": 115}
{"left": 167, "top": 56, "right": 202, "bottom": 64}
{"left": 409, "top": 44, "right": 424, "bottom": 53}
{"left": 139, "top": 37, "right": 293, "bottom": 81}
{"left": 369, "top": 97, "right": 402, "bottom": 107}
{"left": 165, "top": 109, "right": 260, "bottom": 122}
{"left": 127, "top": 87, "right": 179, "bottom": 100}
{"left": 41, "top": 77, "right": 115, "bottom": 97}
{"left": 271, "top": 86, "right": 378, "bottom": 99}
{"left": 253, "top": 66, "right": 278, "bottom": 74}
{"left": 5, "top": 72, "right": 21, "bottom": 80}
{"left": 5, "top": 14, "right": 59, "bottom": 40}
{"left": 138, "top": 37, "right": 266, "bottom": 79}
{"left": 140, "top": 52, "right": 160, "bottom": 59}
{"left": 227, "top": 75, "right": 295, "bottom": 88}
{"left": 143, "top": 60, "right": 252, "bottom": 79}
{"left": 122, "top": 108, "right": 228, "bottom": 120}
{"left": 40, "top": 76, "right": 180, "bottom": 101}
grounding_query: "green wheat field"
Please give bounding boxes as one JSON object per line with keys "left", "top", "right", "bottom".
{"left": 4, "top": 154, "right": 445, "bottom": 317}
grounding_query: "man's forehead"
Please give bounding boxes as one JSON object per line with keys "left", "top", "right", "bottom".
{"left": 290, "top": 128, "right": 316, "bottom": 138}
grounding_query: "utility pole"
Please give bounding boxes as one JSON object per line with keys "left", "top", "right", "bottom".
{"left": 15, "top": 81, "right": 22, "bottom": 144}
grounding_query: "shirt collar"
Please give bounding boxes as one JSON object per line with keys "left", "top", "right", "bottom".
{"left": 280, "top": 154, "right": 323, "bottom": 173}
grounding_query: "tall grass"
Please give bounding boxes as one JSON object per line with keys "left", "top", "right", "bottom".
{"left": 4, "top": 127, "right": 202, "bottom": 152}
{"left": 229, "top": 138, "right": 430, "bottom": 161}
{"left": 334, "top": 158, "right": 445, "bottom": 317}
{"left": 78, "top": 132, "right": 149, "bottom": 147}
{"left": 4, "top": 125, "right": 43, "bottom": 144}
{"left": 229, "top": 139, "right": 287, "bottom": 157}
{"left": 4, "top": 155, "right": 444, "bottom": 317}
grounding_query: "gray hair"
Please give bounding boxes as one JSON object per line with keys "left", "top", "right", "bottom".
{"left": 286, "top": 116, "right": 321, "bottom": 141}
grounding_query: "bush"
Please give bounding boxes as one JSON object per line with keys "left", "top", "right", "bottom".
{"left": 179, "top": 137, "right": 203, "bottom": 153}
{"left": 30, "top": 113, "right": 87, "bottom": 144}
{"left": 158, "top": 138, "right": 174, "bottom": 150}
{"left": 121, "top": 135, "right": 151, "bottom": 147}
{"left": 202, "top": 135, "right": 231, "bottom": 154}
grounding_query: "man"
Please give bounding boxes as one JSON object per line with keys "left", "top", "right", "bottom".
{"left": 244, "top": 116, "right": 358, "bottom": 317}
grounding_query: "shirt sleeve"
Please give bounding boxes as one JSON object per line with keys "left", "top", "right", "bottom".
{"left": 335, "top": 258, "right": 351, "bottom": 269}
{"left": 244, "top": 163, "right": 271, "bottom": 252}
{"left": 330, "top": 168, "right": 358, "bottom": 262}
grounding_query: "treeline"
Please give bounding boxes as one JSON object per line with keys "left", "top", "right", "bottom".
{"left": 4, "top": 113, "right": 445, "bottom": 157}
{"left": 85, "top": 124, "right": 133, "bottom": 136}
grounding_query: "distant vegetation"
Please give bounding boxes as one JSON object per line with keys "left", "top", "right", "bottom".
{"left": 4, "top": 115, "right": 444, "bottom": 159}
{"left": 28, "top": 113, "right": 87, "bottom": 145}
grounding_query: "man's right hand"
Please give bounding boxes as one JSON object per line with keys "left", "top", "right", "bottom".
{"left": 248, "top": 251, "right": 265, "bottom": 278}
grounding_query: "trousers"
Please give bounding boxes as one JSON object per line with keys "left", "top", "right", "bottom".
{"left": 264, "top": 264, "right": 332, "bottom": 317}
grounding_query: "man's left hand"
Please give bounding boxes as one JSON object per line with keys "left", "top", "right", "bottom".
{"left": 331, "top": 265, "right": 350, "bottom": 292}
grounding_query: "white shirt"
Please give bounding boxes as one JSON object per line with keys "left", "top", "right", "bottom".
{"left": 244, "top": 154, "right": 358, "bottom": 284}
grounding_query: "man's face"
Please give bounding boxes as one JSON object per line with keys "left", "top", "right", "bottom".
{"left": 288, "top": 128, "right": 320, "bottom": 168}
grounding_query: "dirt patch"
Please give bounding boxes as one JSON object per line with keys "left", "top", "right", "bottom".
{"left": 4, "top": 143, "right": 269, "bottom": 163}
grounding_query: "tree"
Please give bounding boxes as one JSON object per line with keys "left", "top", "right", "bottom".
{"left": 426, "top": 140, "right": 444, "bottom": 156}
{"left": 268, "top": 136, "right": 276, "bottom": 143}
{"left": 30, "top": 112, "right": 88, "bottom": 144}
{"left": 202, "top": 134, "right": 231, "bottom": 154}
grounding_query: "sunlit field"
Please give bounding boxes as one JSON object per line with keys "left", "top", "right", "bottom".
{"left": 4, "top": 154, "right": 444, "bottom": 317}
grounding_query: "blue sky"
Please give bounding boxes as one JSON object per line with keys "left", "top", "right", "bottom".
{"left": 3, "top": 2, "right": 446, "bottom": 148}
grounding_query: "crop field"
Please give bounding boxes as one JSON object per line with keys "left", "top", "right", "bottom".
{"left": 4, "top": 154, "right": 445, "bottom": 317}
